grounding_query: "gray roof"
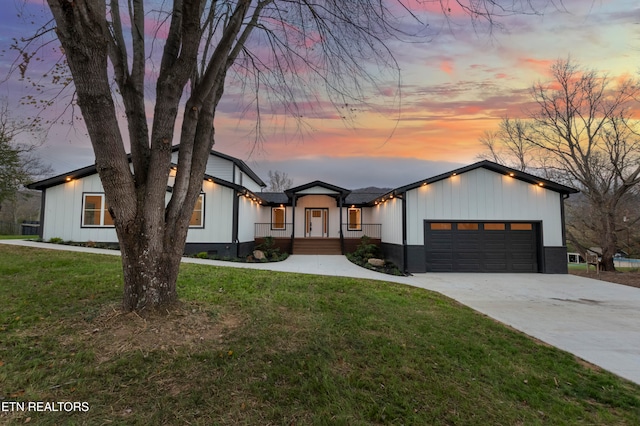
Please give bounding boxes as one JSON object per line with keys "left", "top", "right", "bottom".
{"left": 259, "top": 186, "right": 388, "bottom": 206}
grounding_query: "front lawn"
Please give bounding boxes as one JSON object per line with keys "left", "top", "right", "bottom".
{"left": 1, "top": 245, "right": 639, "bottom": 425}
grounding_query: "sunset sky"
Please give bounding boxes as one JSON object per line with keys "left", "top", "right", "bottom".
{"left": 1, "top": 1, "right": 638, "bottom": 189}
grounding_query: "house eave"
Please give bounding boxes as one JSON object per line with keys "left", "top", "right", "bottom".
{"left": 392, "top": 160, "right": 580, "bottom": 196}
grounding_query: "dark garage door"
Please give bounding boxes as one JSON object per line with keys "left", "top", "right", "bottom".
{"left": 424, "top": 222, "right": 539, "bottom": 272}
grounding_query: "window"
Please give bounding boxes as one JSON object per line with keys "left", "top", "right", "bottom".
{"left": 484, "top": 223, "right": 505, "bottom": 231}
{"left": 430, "top": 223, "right": 452, "bottom": 230}
{"left": 511, "top": 223, "right": 533, "bottom": 231}
{"left": 189, "top": 194, "right": 205, "bottom": 228}
{"left": 82, "top": 194, "right": 113, "bottom": 227}
{"left": 348, "top": 207, "right": 361, "bottom": 230}
{"left": 457, "top": 223, "right": 479, "bottom": 230}
{"left": 272, "top": 207, "right": 286, "bottom": 230}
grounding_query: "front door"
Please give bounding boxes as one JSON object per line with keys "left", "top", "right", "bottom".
{"left": 306, "top": 208, "right": 328, "bottom": 237}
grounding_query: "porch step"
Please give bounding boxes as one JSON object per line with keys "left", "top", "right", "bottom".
{"left": 293, "top": 238, "right": 342, "bottom": 255}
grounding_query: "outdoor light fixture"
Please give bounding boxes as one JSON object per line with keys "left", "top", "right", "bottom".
{"left": 508, "top": 172, "right": 515, "bottom": 177}
{"left": 65, "top": 177, "right": 72, "bottom": 182}
{"left": 538, "top": 182, "right": 544, "bottom": 187}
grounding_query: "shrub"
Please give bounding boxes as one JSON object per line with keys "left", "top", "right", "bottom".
{"left": 351, "top": 235, "right": 381, "bottom": 261}
{"left": 255, "top": 236, "right": 282, "bottom": 260}
{"left": 49, "top": 237, "right": 63, "bottom": 244}
{"left": 195, "top": 252, "right": 209, "bottom": 259}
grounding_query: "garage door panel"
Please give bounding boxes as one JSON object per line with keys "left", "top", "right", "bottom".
{"left": 485, "top": 241, "right": 507, "bottom": 251}
{"left": 484, "top": 262, "right": 508, "bottom": 272}
{"left": 456, "top": 262, "right": 482, "bottom": 272}
{"left": 425, "top": 221, "right": 538, "bottom": 273}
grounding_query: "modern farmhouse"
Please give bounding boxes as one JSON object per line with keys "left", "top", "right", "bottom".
{"left": 29, "top": 147, "right": 578, "bottom": 273}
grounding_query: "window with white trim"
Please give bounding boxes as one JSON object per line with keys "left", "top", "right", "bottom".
{"left": 348, "top": 207, "right": 361, "bottom": 230}
{"left": 82, "top": 194, "right": 114, "bottom": 227}
{"left": 189, "top": 194, "right": 205, "bottom": 228}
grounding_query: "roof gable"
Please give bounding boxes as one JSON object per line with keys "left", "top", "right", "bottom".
{"left": 28, "top": 146, "right": 266, "bottom": 190}
{"left": 172, "top": 145, "right": 266, "bottom": 188}
{"left": 392, "top": 160, "right": 578, "bottom": 197}
{"left": 285, "top": 180, "right": 351, "bottom": 197}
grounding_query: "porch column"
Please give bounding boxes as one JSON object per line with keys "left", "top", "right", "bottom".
{"left": 290, "top": 194, "right": 296, "bottom": 252}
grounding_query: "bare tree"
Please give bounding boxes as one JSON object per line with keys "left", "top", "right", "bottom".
{"left": 267, "top": 170, "right": 293, "bottom": 192}
{"left": 0, "top": 100, "right": 51, "bottom": 212}
{"left": 480, "top": 59, "right": 640, "bottom": 271}
{"left": 478, "top": 118, "right": 537, "bottom": 172}
{"left": 22, "top": 0, "right": 549, "bottom": 311}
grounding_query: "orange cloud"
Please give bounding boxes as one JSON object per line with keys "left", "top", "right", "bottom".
{"left": 440, "top": 60, "right": 454, "bottom": 75}
{"left": 516, "top": 58, "right": 555, "bottom": 77}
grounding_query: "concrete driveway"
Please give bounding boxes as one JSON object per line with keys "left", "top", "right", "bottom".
{"left": 3, "top": 240, "right": 640, "bottom": 385}
{"left": 403, "top": 273, "right": 640, "bottom": 386}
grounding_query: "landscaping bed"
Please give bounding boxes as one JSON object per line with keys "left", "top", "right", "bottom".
{"left": 569, "top": 269, "right": 640, "bottom": 289}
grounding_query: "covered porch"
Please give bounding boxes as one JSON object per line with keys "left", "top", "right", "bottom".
{"left": 254, "top": 223, "right": 381, "bottom": 254}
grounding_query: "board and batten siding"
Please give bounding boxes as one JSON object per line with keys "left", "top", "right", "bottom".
{"left": 371, "top": 197, "right": 403, "bottom": 245}
{"left": 172, "top": 151, "right": 241, "bottom": 186}
{"left": 405, "top": 168, "right": 564, "bottom": 246}
{"left": 185, "top": 180, "right": 234, "bottom": 243}
{"left": 42, "top": 174, "right": 237, "bottom": 244}
{"left": 237, "top": 195, "right": 262, "bottom": 243}
{"left": 41, "top": 174, "right": 118, "bottom": 242}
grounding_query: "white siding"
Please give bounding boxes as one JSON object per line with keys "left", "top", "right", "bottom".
{"left": 297, "top": 186, "right": 339, "bottom": 195}
{"left": 237, "top": 195, "right": 262, "bottom": 242}
{"left": 239, "top": 172, "right": 263, "bottom": 192}
{"left": 405, "top": 168, "right": 563, "bottom": 246}
{"left": 42, "top": 174, "right": 238, "bottom": 244}
{"left": 370, "top": 197, "right": 403, "bottom": 245}
{"left": 171, "top": 151, "right": 235, "bottom": 182}
{"left": 185, "top": 181, "right": 234, "bottom": 243}
{"left": 204, "top": 155, "right": 234, "bottom": 182}
{"left": 42, "top": 174, "right": 118, "bottom": 242}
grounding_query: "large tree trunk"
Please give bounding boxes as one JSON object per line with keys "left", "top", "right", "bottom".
{"left": 599, "top": 210, "right": 618, "bottom": 272}
{"left": 120, "top": 227, "right": 182, "bottom": 311}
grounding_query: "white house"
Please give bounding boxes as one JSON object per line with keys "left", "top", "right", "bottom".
{"left": 29, "top": 148, "right": 578, "bottom": 273}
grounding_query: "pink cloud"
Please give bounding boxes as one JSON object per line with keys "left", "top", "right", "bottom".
{"left": 516, "top": 57, "right": 555, "bottom": 77}
{"left": 440, "top": 60, "right": 454, "bottom": 75}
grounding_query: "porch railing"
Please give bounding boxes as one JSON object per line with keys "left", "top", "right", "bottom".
{"left": 255, "top": 223, "right": 293, "bottom": 238}
{"left": 341, "top": 223, "right": 381, "bottom": 239}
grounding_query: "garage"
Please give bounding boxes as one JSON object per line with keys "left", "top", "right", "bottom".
{"left": 424, "top": 221, "right": 539, "bottom": 272}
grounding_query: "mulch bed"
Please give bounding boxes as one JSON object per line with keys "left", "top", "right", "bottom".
{"left": 569, "top": 270, "right": 640, "bottom": 289}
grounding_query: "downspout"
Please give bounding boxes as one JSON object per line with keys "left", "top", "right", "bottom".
{"left": 290, "top": 194, "right": 296, "bottom": 254}
{"left": 401, "top": 191, "right": 408, "bottom": 274}
{"left": 339, "top": 195, "right": 344, "bottom": 254}
{"left": 232, "top": 189, "right": 239, "bottom": 257}
{"left": 561, "top": 193, "right": 569, "bottom": 243}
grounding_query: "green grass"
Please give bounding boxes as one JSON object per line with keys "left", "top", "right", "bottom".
{"left": 0, "top": 235, "right": 38, "bottom": 240}
{"left": 1, "top": 245, "right": 639, "bottom": 425}
{"left": 568, "top": 262, "right": 640, "bottom": 273}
